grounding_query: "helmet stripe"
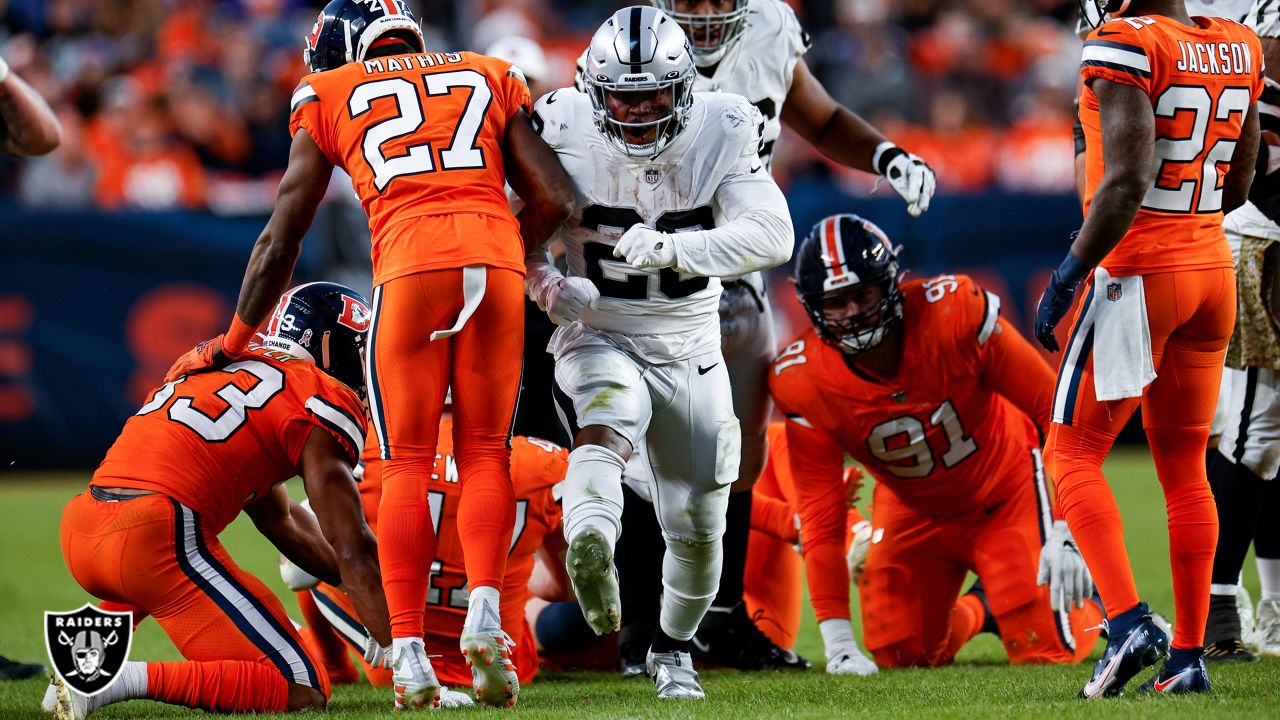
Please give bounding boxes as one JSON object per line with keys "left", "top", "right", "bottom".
{"left": 380, "top": 0, "right": 398, "bottom": 16}
{"left": 822, "top": 215, "right": 848, "bottom": 286}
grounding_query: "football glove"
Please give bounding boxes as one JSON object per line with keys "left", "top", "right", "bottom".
{"left": 1037, "top": 519, "right": 1093, "bottom": 612}
{"left": 545, "top": 277, "right": 600, "bottom": 326}
{"left": 0, "top": 54, "right": 9, "bottom": 84}
{"left": 163, "top": 335, "right": 241, "bottom": 383}
{"left": 825, "top": 643, "right": 878, "bottom": 676}
{"left": 846, "top": 520, "right": 872, "bottom": 587}
{"left": 614, "top": 224, "right": 677, "bottom": 269}
{"left": 363, "top": 638, "right": 392, "bottom": 669}
{"left": 874, "top": 142, "right": 936, "bottom": 217}
{"left": 278, "top": 555, "right": 321, "bottom": 592}
{"left": 1034, "top": 241, "right": 1089, "bottom": 353}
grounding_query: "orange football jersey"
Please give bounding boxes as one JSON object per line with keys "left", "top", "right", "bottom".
{"left": 92, "top": 350, "right": 366, "bottom": 535}
{"left": 358, "top": 421, "right": 565, "bottom": 663}
{"left": 770, "top": 275, "right": 1050, "bottom": 518}
{"left": 289, "top": 52, "right": 532, "bottom": 286}
{"left": 1079, "top": 15, "right": 1264, "bottom": 275}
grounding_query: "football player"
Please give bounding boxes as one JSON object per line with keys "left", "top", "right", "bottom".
{"left": 280, "top": 418, "right": 568, "bottom": 704}
{"left": 162, "top": 0, "right": 574, "bottom": 710}
{"left": 525, "top": 6, "right": 793, "bottom": 698}
{"left": 1197, "top": 0, "right": 1280, "bottom": 663}
{"left": 772, "top": 214, "right": 1104, "bottom": 673}
{"left": 1037, "top": 0, "right": 1262, "bottom": 697}
{"left": 51, "top": 283, "right": 387, "bottom": 719}
{"left": 574, "top": 0, "right": 938, "bottom": 671}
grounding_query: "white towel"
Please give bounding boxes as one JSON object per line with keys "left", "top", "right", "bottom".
{"left": 430, "top": 265, "right": 488, "bottom": 341}
{"left": 1091, "top": 267, "right": 1156, "bottom": 401}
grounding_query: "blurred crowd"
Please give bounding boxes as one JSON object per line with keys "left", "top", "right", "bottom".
{"left": 0, "top": 0, "right": 1087, "bottom": 213}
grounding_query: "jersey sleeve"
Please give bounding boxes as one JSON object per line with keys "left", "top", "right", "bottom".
{"left": 1253, "top": 0, "right": 1280, "bottom": 38}
{"left": 776, "top": 0, "right": 812, "bottom": 82}
{"left": 288, "top": 77, "right": 338, "bottom": 164}
{"left": 529, "top": 88, "right": 574, "bottom": 149}
{"left": 492, "top": 58, "right": 533, "bottom": 119}
{"left": 1079, "top": 20, "right": 1154, "bottom": 95}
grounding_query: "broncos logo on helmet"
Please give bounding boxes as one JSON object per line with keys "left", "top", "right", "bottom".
{"left": 260, "top": 282, "right": 371, "bottom": 401}
{"left": 1078, "top": 0, "right": 1133, "bottom": 28}
{"left": 304, "top": 0, "right": 425, "bottom": 73}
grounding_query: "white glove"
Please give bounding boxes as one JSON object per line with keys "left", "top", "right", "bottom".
{"left": 278, "top": 556, "right": 321, "bottom": 592}
{"left": 0, "top": 54, "right": 9, "bottom": 84}
{"left": 614, "top": 224, "right": 677, "bottom": 269}
{"left": 363, "top": 638, "right": 392, "bottom": 669}
{"left": 544, "top": 276, "right": 599, "bottom": 326}
{"left": 825, "top": 643, "right": 878, "bottom": 676}
{"left": 873, "top": 141, "right": 936, "bottom": 217}
{"left": 846, "top": 520, "right": 872, "bottom": 586}
{"left": 1037, "top": 519, "right": 1093, "bottom": 612}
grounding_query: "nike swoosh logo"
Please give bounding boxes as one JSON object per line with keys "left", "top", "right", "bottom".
{"left": 984, "top": 501, "right": 1005, "bottom": 515}
{"left": 1096, "top": 29, "right": 1120, "bottom": 36}
{"left": 750, "top": 165, "right": 762, "bottom": 173}
{"left": 545, "top": 91, "right": 558, "bottom": 104}
{"left": 698, "top": 363, "right": 718, "bottom": 375}
{"left": 1154, "top": 669, "right": 1192, "bottom": 692}
{"left": 1082, "top": 631, "right": 1138, "bottom": 697}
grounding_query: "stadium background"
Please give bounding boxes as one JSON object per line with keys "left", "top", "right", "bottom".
{"left": 1, "top": 0, "right": 1088, "bottom": 465}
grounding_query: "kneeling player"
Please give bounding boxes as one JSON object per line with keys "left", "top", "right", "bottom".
{"left": 770, "top": 215, "right": 1104, "bottom": 670}
{"left": 52, "top": 283, "right": 389, "bottom": 719}
{"left": 282, "top": 417, "right": 568, "bottom": 703}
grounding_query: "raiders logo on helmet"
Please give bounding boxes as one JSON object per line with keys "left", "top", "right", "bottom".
{"left": 45, "top": 604, "right": 133, "bottom": 696}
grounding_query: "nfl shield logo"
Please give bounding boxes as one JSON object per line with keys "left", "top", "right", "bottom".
{"left": 1106, "top": 282, "right": 1122, "bottom": 302}
{"left": 45, "top": 604, "right": 133, "bottom": 696}
{"left": 644, "top": 167, "right": 660, "bottom": 185}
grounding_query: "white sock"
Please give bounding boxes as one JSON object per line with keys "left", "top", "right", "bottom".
{"left": 1259, "top": 557, "right": 1280, "bottom": 601}
{"left": 562, "top": 445, "right": 626, "bottom": 547}
{"left": 658, "top": 535, "right": 721, "bottom": 642}
{"left": 819, "top": 618, "right": 856, "bottom": 659}
{"left": 98, "top": 661, "right": 147, "bottom": 705}
{"left": 392, "top": 636, "right": 423, "bottom": 658}
{"left": 1210, "top": 582, "right": 1240, "bottom": 596}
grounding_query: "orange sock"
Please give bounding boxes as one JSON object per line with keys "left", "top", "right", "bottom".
{"left": 946, "top": 593, "right": 986, "bottom": 659}
{"left": 379, "top": 457, "right": 438, "bottom": 638}
{"left": 454, "top": 445, "right": 514, "bottom": 591}
{"left": 296, "top": 591, "right": 359, "bottom": 685}
{"left": 1046, "top": 424, "right": 1141, "bottom": 620}
{"left": 1147, "top": 425, "right": 1218, "bottom": 649}
{"left": 146, "top": 660, "right": 289, "bottom": 713}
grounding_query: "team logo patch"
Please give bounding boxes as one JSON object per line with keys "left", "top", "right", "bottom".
{"left": 643, "top": 167, "right": 660, "bottom": 185}
{"left": 45, "top": 604, "right": 133, "bottom": 696}
{"left": 1106, "top": 282, "right": 1122, "bottom": 302}
{"left": 338, "top": 295, "right": 371, "bottom": 332}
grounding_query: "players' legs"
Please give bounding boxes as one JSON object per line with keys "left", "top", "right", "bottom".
{"left": 60, "top": 493, "right": 327, "bottom": 715}
{"left": 743, "top": 460, "right": 804, "bottom": 651}
{"left": 970, "top": 453, "right": 1102, "bottom": 665}
{"left": 1256, "top": 479, "right": 1280, "bottom": 655}
{"left": 645, "top": 351, "right": 737, "bottom": 655}
{"left": 369, "top": 273, "right": 450, "bottom": 647}
{"left": 296, "top": 589, "right": 360, "bottom": 685}
{"left": 615, "top": 478, "right": 665, "bottom": 675}
{"left": 1141, "top": 268, "right": 1235, "bottom": 658}
{"left": 553, "top": 343, "right": 652, "bottom": 636}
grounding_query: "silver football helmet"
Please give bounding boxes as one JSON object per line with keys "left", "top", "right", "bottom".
{"left": 582, "top": 6, "right": 696, "bottom": 158}
{"left": 652, "top": 0, "right": 749, "bottom": 66}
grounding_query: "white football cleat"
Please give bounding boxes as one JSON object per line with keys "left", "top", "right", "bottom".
{"left": 826, "top": 644, "right": 878, "bottom": 676}
{"left": 1238, "top": 584, "right": 1256, "bottom": 647}
{"left": 437, "top": 686, "right": 475, "bottom": 708}
{"left": 41, "top": 681, "right": 57, "bottom": 714}
{"left": 646, "top": 648, "right": 705, "bottom": 700}
{"left": 52, "top": 675, "right": 105, "bottom": 720}
{"left": 391, "top": 639, "right": 441, "bottom": 711}
{"left": 565, "top": 527, "right": 621, "bottom": 635}
{"left": 460, "top": 597, "right": 519, "bottom": 709}
{"left": 1256, "top": 598, "right": 1280, "bottom": 656}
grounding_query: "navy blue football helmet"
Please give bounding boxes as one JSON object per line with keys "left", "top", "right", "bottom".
{"left": 260, "top": 282, "right": 371, "bottom": 400}
{"left": 794, "top": 214, "right": 904, "bottom": 354}
{"left": 304, "top": 0, "right": 425, "bottom": 73}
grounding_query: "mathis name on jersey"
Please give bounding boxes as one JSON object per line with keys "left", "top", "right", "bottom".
{"left": 1176, "top": 40, "right": 1253, "bottom": 76}
{"left": 363, "top": 52, "right": 464, "bottom": 75}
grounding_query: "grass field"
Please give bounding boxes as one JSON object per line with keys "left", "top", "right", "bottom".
{"left": 1, "top": 448, "right": 1277, "bottom": 719}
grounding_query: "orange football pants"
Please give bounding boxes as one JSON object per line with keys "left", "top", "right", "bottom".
{"left": 859, "top": 468, "right": 1102, "bottom": 667}
{"left": 371, "top": 267, "right": 523, "bottom": 638}
{"left": 61, "top": 492, "right": 327, "bottom": 713}
{"left": 300, "top": 583, "right": 538, "bottom": 688}
{"left": 1046, "top": 267, "right": 1235, "bottom": 650}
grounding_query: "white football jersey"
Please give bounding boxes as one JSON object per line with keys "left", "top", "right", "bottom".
{"left": 1224, "top": 0, "right": 1280, "bottom": 241}
{"left": 531, "top": 88, "right": 768, "bottom": 363}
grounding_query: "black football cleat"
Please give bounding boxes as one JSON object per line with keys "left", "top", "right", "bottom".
{"left": 690, "top": 603, "right": 810, "bottom": 671}
{"left": 0, "top": 654, "right": 46, "bottom": 680}
{"left": 1079, "top": 605, "right": 1168, "bottom": 699}
{"left": 1203, "top": 638, "right": 1258, "bottom": 663}
{"left": 1137, "top": 657, "right": 1212, "bottom": 694}
{"left": 619, "top": 621, "right": 653, "bottom": 679}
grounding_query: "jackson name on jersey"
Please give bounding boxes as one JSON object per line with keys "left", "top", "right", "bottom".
{"left": 531, "top": 87, "right": 766, "bottom": 362}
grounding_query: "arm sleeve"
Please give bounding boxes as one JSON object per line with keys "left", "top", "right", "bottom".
{"left": 751, "top": 493, "right": 799, "bottom": 543}
{"left": 781, "top": 416, "right": 852, "bottom": 622}
{"left": 978, "top": 307, "right": 1056, "bottom": 437}
{"left": 1079, "top": 22, "right": 1153, "bottom": 94}
{"left": 669, "top": 104, "right": 793, "bottom": 277}
{"left": 288, "top": 79, "right": 338, "bottom": 165}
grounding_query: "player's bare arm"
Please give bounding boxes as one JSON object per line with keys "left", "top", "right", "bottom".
{"left": 505, "top": 108, "right": 575, "bottom": 252}
{"left": 245, "top": 484, "right": 342, "bottom": 588}
{"left": 1223, "top": 103, "right": 1261, "bottom": 214}
{"left": 297, "top": 428, "right": 392, "bottom": 648}
{"left": 0, "top": 59, "right": 61, "bottom": 157}
{"left": 779, "top": 61, "right": 886, "bottom": 175}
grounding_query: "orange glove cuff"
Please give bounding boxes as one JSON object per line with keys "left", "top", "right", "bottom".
{"left": 225, "top": 314, "right": 257, "bottom": 354}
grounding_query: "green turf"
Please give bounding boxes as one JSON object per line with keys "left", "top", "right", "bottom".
{"left": 1, "top": 448, "right": 1276, "bottom": 718}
